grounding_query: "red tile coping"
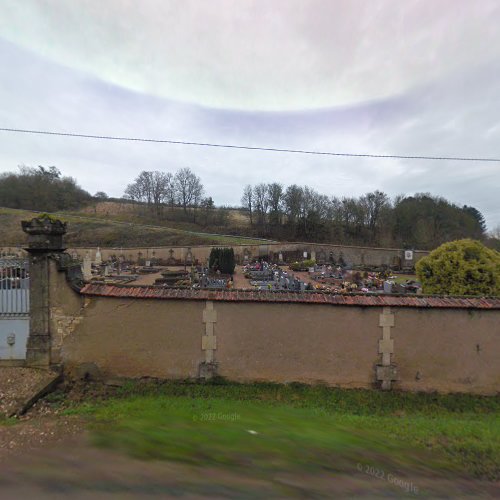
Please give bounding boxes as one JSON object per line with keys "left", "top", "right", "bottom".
{"left": 80, "top": 283, "right": 500, "bottom": 309}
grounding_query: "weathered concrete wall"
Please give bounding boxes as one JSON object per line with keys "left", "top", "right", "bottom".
{"left": 60, "top": 295, "right": 500, "bottom": 394}
{"left": 214, "top": 302, "right": 379, "bottom": 387}
{"left": 62, "top": 298, "right": 204, "bottom": 379}
{"left": 394, "top": 309, "right": 499, "bottom": 394}
{"left": 1, "top": 242, "right": 429, "bottom": 267}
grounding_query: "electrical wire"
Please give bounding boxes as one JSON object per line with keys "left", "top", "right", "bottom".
{"left": 1, "top": 127, "right": 499, "bottom": 162}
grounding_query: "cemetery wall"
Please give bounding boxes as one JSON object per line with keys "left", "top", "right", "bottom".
{"left": 62, "top": 296, "right": 204, "bottom": 379}
{"left": 59, "top": 285, "right": 500, "bottom": 395}
{"left": 0, "top": 242, "right": 428, "bottom": 267}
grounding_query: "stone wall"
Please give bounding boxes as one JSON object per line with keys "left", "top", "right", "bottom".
{"left": 48, "top": 259, "right": 85, "bottom": 365}
{"left": 1, "top": 242, "right": 429, "bottom": 268}
{"left": 17, "top": 218, "right": 497, "bottom": 395}
{"left": 59, "top": 290, "right": 500, "bottom": 395}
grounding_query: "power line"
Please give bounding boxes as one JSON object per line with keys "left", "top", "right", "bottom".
{"left": 1, "top": 126, "right": 500, "bottom": 162}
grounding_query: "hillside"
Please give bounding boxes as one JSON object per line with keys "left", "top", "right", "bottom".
{"left": 0, "top": 207, "right": 269, "bottom": 248}
{"left": 74, "top": 200, "right": 252, "bottom": 234}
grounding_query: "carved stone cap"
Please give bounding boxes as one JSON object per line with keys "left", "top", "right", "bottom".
{"left": 22, "top": 215, "right": 67, "bottom": 252}
{"left": 21, "top": 215, "right": 67, "bottom": 236}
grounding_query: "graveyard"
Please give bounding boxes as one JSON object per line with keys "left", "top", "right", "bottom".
{"left": 76, "top": 246, "right": 421, "bottom": 295}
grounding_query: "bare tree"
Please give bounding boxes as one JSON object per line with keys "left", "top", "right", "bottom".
{"left": 164, "top": 172, "right": 176, "bottom": 210}
{"left": 267, "top": 182, "right": 284, "bottom": 226}
{"left": 149, "top": 171, "right": 171, "bottom": 217}
{"left": 284, "top": 184, "right": 303, "bottom": 225}
{"left": 360, "top": 191, "right": 391, "bottom": 242}
{"left": 124, "top": 171, "right": 170, "bottom": 217}
{"left": 174, "top": 167, "right": 204, "bottom": 213}
{"left": 252, "top": 183, "right": 269, "bottom": 229}
{"left": 241, "top": 184, "right": 254, "bottom": 225}
{"left": 124, "top": 181, "right": 142, "bottom": 202}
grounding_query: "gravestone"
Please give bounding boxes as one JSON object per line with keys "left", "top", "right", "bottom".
{"left": 167, "top": 248, "right": 176, "bottom": 265}
{"left": 186, "top": 248, "right": 193, "bottom": 265}
{"left": 82, "top": 253, "right": 92, "bottom": 281}
{"left": 95, "top": 247, "right": 102, "bottom": 265}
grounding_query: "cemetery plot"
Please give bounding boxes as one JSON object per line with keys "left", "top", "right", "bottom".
{"left": 75, "top": 248, "right": 421, "bottom": 294}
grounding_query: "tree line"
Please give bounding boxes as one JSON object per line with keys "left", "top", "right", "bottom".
{"left": 124, "top": 168, "right": 203, "bottom": 214}
{"left": 123, "top": 168, "right": 224, "bottom": 224}
{"left": 0, "top": 166, "right": 91, "bottom": 212}
{"left": 0, "top": 165, "right": 497, "bottom": 251}
{"left": 241, "top": 183, "right": 488, "bottom": 250}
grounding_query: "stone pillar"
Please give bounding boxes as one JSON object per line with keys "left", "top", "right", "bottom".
{"left": 22, "top": 215, "right": 67, "bottom": 367}
{"left": 199, "top": 301, "right": 218, "bottom": 378}
{"left": 376, "top": 307, "right": 398, "bottom": 390}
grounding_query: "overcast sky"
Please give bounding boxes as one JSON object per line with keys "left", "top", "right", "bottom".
{"left": 0, "top": 0, "right": 499, "bottom": 228}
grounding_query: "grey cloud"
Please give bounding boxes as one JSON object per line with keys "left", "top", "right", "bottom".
{"left": 0, "top": 36, "right": 499, "bottom": 228}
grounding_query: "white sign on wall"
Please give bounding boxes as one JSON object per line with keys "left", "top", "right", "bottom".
{"left": 404, "top": 250, "right": 414, "bottom": 261}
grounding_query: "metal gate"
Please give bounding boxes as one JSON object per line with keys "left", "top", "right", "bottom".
{"left": 0, "top": 258, "right": 29, "bottom": 360}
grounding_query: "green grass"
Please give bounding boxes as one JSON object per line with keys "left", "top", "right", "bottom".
{"left": 391, "top": 274, "right": 418, "bottom": 284}
{"left": 64, "top": 380, "right": 500, "bottom": 481}
{"left": 0, "top": 415, "right": 16, "bottom": 426}
{"left": 62, "top": 210, "right": 270, "bottom": 245}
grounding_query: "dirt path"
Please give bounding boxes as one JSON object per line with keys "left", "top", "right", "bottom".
{"left": 232, "top": 266, "right": 251, "bottom": 289}
{"left": 0, "top": 367, "right": 59, "bottom": 417}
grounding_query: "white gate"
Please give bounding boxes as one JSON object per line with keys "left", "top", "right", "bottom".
{"left": 0, "top": 258, "right": 29, "bottom": 360}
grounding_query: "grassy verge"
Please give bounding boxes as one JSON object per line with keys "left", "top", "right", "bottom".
{"left": 62, "top": 380, "right": 500, "bottom": 481}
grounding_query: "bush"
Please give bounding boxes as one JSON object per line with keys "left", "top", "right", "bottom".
{"left": 416, "top": 239, "right": 500, "bottom": 295}
{"left": 209, "top": 247, "right": 236, "bottom": 275}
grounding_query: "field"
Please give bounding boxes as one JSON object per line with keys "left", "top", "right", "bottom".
{"left": 78, "top": 200, "right": 252, "bottom": 228}
{"left": 0, "top": 206, "right": 270, "bottom": 247}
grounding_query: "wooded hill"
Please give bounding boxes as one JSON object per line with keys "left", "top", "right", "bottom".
{"left": 0, "top": 166, "right": 498, "bottom": 251}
